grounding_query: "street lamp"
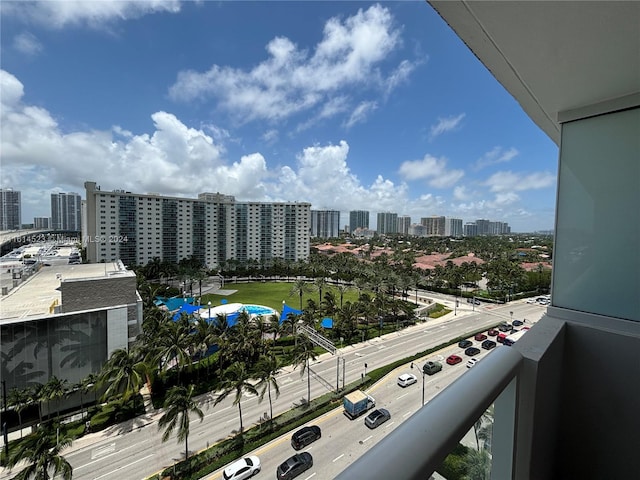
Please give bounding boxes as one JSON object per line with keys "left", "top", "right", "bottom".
{"left": 208, "top": 301, "right": 212, "bottom": 320}
{"left": 510, "top": 311, "right": 514, "bottom": 323}
{"left": 412, "top": 363, "right": 426, "bottom": 406}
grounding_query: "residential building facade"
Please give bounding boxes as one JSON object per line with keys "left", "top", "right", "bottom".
{"left": 349, "top": 210, "right": 369, "bottom": 233}
{"left": 51, "top": 192, "right": 82, "bottom": 231}
{"left": 376, "top": 212, "right": 398, "bottom": 235}
{"left": 33, "top": 217, "right": 51, "bottom": 229}
{"left": 420, "top": 216, "right": 446, "bottom": 236}
{"left": 445, "top": 217, "right": 463, "bottom": 237}
{"left": 83, "top": 181, "right": 311, "bottom": 268}
{"left": 0, "top": 188, "right": 21, "bottom": 230}
{"left": 311, "top": 209, "right": 340, "bottom": 238}
{"left": 397, "top": 215, "right": 411, "bottom": 235}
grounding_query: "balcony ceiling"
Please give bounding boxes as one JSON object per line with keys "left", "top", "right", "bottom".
{"left": 429, "top": 1, "right": 640, "bottom": 145}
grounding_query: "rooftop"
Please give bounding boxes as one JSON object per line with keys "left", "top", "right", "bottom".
{"left": 0, "top": 261, "right": 134, "bottom": 323}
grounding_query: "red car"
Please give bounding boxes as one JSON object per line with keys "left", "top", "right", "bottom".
{"left": 446, "top": 354, "right": 463, "bottom": 365}
{"left": 487, "top": 329, "right": 499, "bottom": 336}
{"left": 474, "top": 333, "right": 487, "bottom": 341}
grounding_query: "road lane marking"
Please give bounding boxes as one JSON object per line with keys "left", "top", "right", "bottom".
{"left": 397, "top": 392, "right": 410, "bottom": 400}
{"left": 333, "top": 454, "right": 345, "bottom": 462}
{"left": 90, "top": 442, "right": 115, "bottom": 459}
{"left": 403, "top": 411, "right": 413, "bottom": 418}
{"left": 91, "top": 453, "right": 154, "bottom": 480}
{"left": 304, "top": 473, "right": 316, "bottom": 480}
{"left": 362, "top": 435, "right": 373, "bottom": 443}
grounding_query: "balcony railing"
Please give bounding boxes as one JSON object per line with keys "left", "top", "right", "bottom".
{"left": 335, "top": 345, "right": 524, "bottom": 480}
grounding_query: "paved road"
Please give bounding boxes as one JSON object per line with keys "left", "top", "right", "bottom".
{"left": 0, "top": 298, "right": 545, "bottom": 480}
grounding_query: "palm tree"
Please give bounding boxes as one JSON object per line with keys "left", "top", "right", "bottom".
{"left": 157, "top": 384, "right": 204, "bottom": 460}
{"left": 289, "top": 279, "right": 311, "bottom": 310}
{"left": 213, "top": 362, "right": 258, "bottom": 433}
{"left": 155, "top": 315, "right": 193, "bottom": 382}
{"left": 313, "top": 277, "right": 328, "bottom": 305}
{"left": 335, "top": 283, "right": 351, "bottom": 308}
{"left": 98, "top": 348, "right": 148, "bottom": 403}
{"left": 5, "top": 421, "right": 73, "bottom": 480}
{"left": 43, "top": 376, "right": 68, "bottom": 421}
{"left": 255, "top": 353, "right": 281, "bottom": 423}
{"left": 464, "top": 448, "right": 491, "bottom": 480}
{"left": 7, "top": 387, "right": 30, "bottom": 438}
{"left": 292, "top": 335, "right": 317, "bottom": 404}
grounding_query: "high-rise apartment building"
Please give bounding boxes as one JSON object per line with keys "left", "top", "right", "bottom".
{"left": 311, "top": 210, "right": 341, "bottom": 238}
{"left": 397, "top": 215, "right": 411, "bottom": 235}
{"left": 421, "top": 216, "right": 446, "bottom": 236}
{"left": 445, "top": 218, "right": 463, "bottom": 237}
{"left": 377, "top": 212, "right": 398, "bottom": 235}
{"left": 349, "top": 210, "right": 370, "bottom": 233}
{"left": 83, "top": 181, "right": 311, "bottom": 268}
{"left": 51, "top": 192, "right": 82, "bottom": 231}
{"left": 0, "top": 188, "right": 21, "bottom": 230}
{"left": 33, "top": 217, "right": 51, "bottom": 229}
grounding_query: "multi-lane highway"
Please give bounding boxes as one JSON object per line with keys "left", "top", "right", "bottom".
{"left": 0, "top": 299, "right": 545, "bottom": 480}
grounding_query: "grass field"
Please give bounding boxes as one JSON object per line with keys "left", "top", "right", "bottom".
{"left": 200, "top": 280, "right": 363, "bottom": 313}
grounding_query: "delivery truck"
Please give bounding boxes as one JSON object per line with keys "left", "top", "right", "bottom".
{"left": 343, "top": 390, "right": 376, "bottom": 419}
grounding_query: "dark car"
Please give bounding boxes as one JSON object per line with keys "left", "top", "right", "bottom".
{"left": 487, "top": 329, "right": 499, "bottom": 336}
{"left": 482, "top": 339, "right": 497, "bottom": 350}
{"left": 498, "top": 323, "right": 512, "bottom": 332}
{"left": 465, "top": 347, "right": 481, "bottom": 356}
{"left": 276, "top": 452, "right": 313, "bottom": 480}
{"left": 512, "top": 319, "right": 524, "bottom": 327}
{"left": 423, "top": 361, "right": 443, "bottom": 376}
{"left": 365, "top": 408, "right": 391, "bottom": 429}
{"left": 291, "top": 425, "right": 321, "bottom": 450}
{"left": 474, "top": 333, "right": 487, "bottom": 341}
{"left": 458, "top": 339, "right": 473, "bottom": 348}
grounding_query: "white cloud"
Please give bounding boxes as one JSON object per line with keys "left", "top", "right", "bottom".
{"left": 398, "top": 154, "right": 464, "bottom": 188}
{"left": 475, "top": 146, "right": 519, "bottom": 169}
{"left": 2, "top": 0, "right": 182, "bottom": 29}
{"left": 168, "top": 4, "right": 416, "bottom": 126}
{"left": 13, "top": 32, "right": 43, "bottom": 56}
{"left": 453, "top": 185, "right": 470, "bottom": 201}
{"left": 485, "top": 170, "right": 556, "bottom": 193}
{"left": 429, "top": 113, "right": 465, "bottom": 140}
{"left": 344, "top": 101, "right": 378, "bottom": 129}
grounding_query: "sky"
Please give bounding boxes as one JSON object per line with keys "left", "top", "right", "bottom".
{"left": 0, "top": 1, "right": 559, "bottom": 233}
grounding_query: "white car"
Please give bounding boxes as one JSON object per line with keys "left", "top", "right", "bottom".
{"left": 397, "top": 373, "right": 418, "bottom": 387}
{"left": 466, "top": 358, "right": 479, "bottom": 369}
{"left": 223, "top": 456, "right": 261, "bottom": 480}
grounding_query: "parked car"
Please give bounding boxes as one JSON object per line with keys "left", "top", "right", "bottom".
{"left": 512, "top": 319, "right": 524, "bottom": 327}
{"left": 498, "top": 323, "right": 512, "bottom": 332}
{"left": 466, "top": 358, "right": 478, "bottom": 368}
{"left": 291, "top": 426, "right": 321, "bottom": 450}
{"left": 277, "top": 453, "right": 313, "bottom": 480}
{"left": 474, "top": 333, "right": 487, "bottom": 341}
{"left": 465, "top": 347, "right": 481, "bottom": 356}
{"left": 223, "top": 456, "right": 261, "bottom": 480}
{"left": 397, "top": 373, "right": 417, "bottom": 387}
{"left": 481, "top": 339, "right": 497, "bottom": 350}
{"left": 466, "top": 298, "right": 481, "bottom": 305}
{"left": 497, "top": 332, "right": 508, "bottom": 343}
{"left": 423, "top": 361, "right": 443, "bottom": 376}
{"left": 365, "top": 408, "right": 391, "bottom": 429}
{"left": 446, "top": 354, "right": 463, "bottom": 365}
{"left": 487, "top": 329, "right": 499, "bottom": 336}
{"left": 458, "top": 339, "right": 473, "bottom": 348}
{"left": 526, "top": 297, "right": 537, "bottom": 304}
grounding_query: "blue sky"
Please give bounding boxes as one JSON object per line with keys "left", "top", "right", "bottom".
{"left": 0, "top": 1, "right": 558, "bottom": 232}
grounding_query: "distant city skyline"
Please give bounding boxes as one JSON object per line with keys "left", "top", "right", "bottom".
{"left": 1, "top": 2, "right": 558, "bottom": 232}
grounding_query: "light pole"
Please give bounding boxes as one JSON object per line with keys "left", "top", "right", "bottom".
{"left": 510, "top": 311, "right": 514, "bottom": 324}
{"left": 208, "top": 301, "right": 211, "bottom": 321}
{"left": 422, "top": 370, "right": 425, "bottom": 406}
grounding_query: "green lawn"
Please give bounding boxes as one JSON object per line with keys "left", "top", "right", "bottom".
{"left": 200, "top": 281, "right": 363, "bottom": 313}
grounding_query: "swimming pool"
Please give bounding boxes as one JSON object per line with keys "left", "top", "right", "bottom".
{"left": 241, "top": 304, "right": 277, "bottom": 316}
